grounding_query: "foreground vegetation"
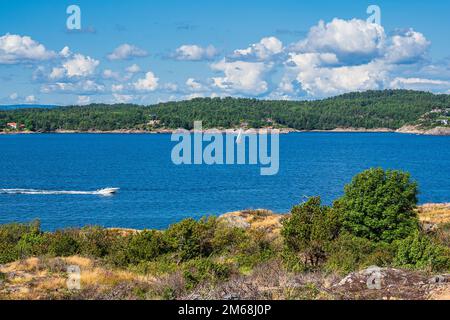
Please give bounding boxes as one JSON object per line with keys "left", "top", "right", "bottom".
{"left": 1, "top": 90, "right": 449, "bottom": 132}
{"left": 1, "top": 168, "right": 450, "bottom": 300}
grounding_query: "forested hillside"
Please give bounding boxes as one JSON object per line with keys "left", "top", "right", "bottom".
{"left": 1, "top": 90, "right": 449, "bottom": 132}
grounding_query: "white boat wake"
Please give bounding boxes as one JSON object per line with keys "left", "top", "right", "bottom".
{"left": 0, "top": 188, "right": 119, "bottom": 196}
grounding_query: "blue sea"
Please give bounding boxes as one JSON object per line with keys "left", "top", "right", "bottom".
{"left": 0, "top": 133, "right": 449, "bottom": 231}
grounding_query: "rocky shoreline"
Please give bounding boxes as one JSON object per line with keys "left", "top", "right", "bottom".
{"left": 1, "top": 126, "right": 449, "bottom": 135}
{"left": 396, "top": 125, "right": 450, "bottom": 136}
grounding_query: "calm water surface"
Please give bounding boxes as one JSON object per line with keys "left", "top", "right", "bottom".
{"left": 0, "top": 133, "right": 449, "bottom": 230}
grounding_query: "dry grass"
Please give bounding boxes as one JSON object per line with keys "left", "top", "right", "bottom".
{"left": 418, "top": 203, "right": 450, "bottom": 224}
{"left": 219, "top": 209, "right": 287, "bottom": 238}
{"left": 0, "top": 256, "right": 153, "bottom": 300}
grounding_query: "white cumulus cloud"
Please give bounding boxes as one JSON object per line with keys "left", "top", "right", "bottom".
{"left": 0, "top": 34, "right": 56, "bottom": 64}
{"left": 107, "top": 44, "right": 148, "bottom": 61}
{"left": 173, "top": 45, "right": 218, "bottom": 61}
{"left": 63, "top": 54, "right": 100, "bottom": 78}
{"left": 186, "top": 78, "right": 204, "bottom": 91}
{"left": 384, "top": 29, "right": 430, "bottom": 64}
{"left": 294, "top": 18, "right": 385, "bottom": 63}
{"left": 125, "top": 64, "right": 141, "bottom": 73}
{"left": 233, "top": 37, "right": 283, "bottom": 61}
{"left": 211, "top": 59, "right": 272, "bottom": 95}
{"left": 133, "top": 71, "right": 159, "bottom": 91}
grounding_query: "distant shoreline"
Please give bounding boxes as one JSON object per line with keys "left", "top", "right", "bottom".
{"left": 1, "top": 126, "right": 449, "bottom": 135}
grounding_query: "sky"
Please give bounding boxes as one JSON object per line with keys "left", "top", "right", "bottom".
{"left": 0, "top": 0, "right": 449, "bottom": 105}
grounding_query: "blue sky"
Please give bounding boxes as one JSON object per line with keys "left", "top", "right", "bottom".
{"left": 0, "top": 0, "right": 449, "bottom": 105}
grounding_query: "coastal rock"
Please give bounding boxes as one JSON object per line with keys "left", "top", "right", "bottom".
{"left": 218, "top": 209, "right": 286, "bottom": 237}
{"left": 219, "top": 215, "right": 251, "bottom": 229}
{"left": 332, "top": 267, "right": 431, "bottom": 300}
{"left": 397, "top": 125, "right": 450, "bottom": 136}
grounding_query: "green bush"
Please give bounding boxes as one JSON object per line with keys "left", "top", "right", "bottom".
{"left": 0, "top": 242, "right": 19, "bottom": 264}
{"left": 335, "top": 168, "right": 419, "bottom": 243}
{"left": 282, "top": 197, "right": 340, "bottom": 267}
{"left": 182, "top": 258, "right": 232, "bottom": 290}
{"left": 211, "top": 224, "right": 248, "bottom": 255}
{"left": 394, "top": 231, "right": 450, "bottom": 272}
{"left": 236, "top": 247, "right": 275, "bottom": 272}
{"left": 164, "top": 217, "right": 217, "bottom": 261}
{"left": 0, "top": 220, "right": 42, "bottom": 263}
{"left": 324, "top": 233, "right": 396, "bottom": 275}
{"left": 105, "top": 236, "right": 132, "bottom": 267}
{"left": 78, "top": 227, "right": 116, "bottom": 258}
{"left": 16, "top": 232, "right": 47, "bottom": 257}
{"left": 0, "top": 220, "right": 41, "bottom": 244}
{"left": 129, "top": 256, "right": 178, "bottom": 276}
{"left": 234, "top": 229, "right": 277, "bottom": 271}
{"left": 46, "top": 230, "right": 80, "bottom": 257}
{"left": 125, "top": 230, "right": 169, "bottom": 264}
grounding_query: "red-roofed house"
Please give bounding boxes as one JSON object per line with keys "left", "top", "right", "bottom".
{"left": 7, "top": 122, "right": 17, "bottom": 129}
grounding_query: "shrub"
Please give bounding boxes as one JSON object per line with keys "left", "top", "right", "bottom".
{"left": 282, "top": 197, "right": 340, "bottom": 267}
{"left": 182, "top": 258, "right": 232, "bottom": 290}
{"left": 0, "top": 220, "right": 42, "bottom": 263}
{"left": 234, "top": 229, "right": 276, "bottom": 272}
{"left": 324, "top": 233, "right": 396, "bottom": 275}
{"left": 46, "top": 230, "right": 80, "bottom": 257}
{"left": 16, "top": 232, "right": 47, "bottom": 257}
{"left": 0, "top": 220, "right": 41, "bottom": 244}
{"left": 78, "top": 227, "right": 116, "bottom": 258}
{"left": 105, "top": 236, "right": 133, "bottom": 267}
{"left": 164, "top": 217, "right": 217, "bottom": 262}
{"left": 125, "top": 230, "right": 169, "bottom": 264}
{"left": 335, "top": 168, "right": 419, "bottom": 243}
{"left": 0, "top": 242, "right": 18, "bottom": 264}
{"left": 211, "top": 224, "right": 248, "bottom": 255}
{"left": 129, "top": 256, "right": 178, "bottom": 276}
{"left": 394, "top": 231, "right": 450, "bottom": 272}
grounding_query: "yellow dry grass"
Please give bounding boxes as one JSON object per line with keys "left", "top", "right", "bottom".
{"left": 63, "top": 256, "right": 94, "bottom": 269}
{"left": 220, "top": 209, "right": 286, "bottom": 236}
{"left": 0, "top": 256, "right": 150, "bottom": 300}
{"left": 1, "top": 257, "right": 40, "bottom": 273}
{"left": 79, "top": 267, "right": 147, "bottom": 287}
{"left": 418, "top": 203, "right": 450, "bottom": 224}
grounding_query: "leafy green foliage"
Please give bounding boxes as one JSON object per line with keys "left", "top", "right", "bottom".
{"left": 78, "top": 227, "right": 116, "bottom": 258}
{"left": 325, "top": 233, "right": 397, "bottom": 275}
{"left": 335, "top": 168, "right": 419, "bottom": 242}
{"left": 164, "top": 217, "right": 216, "bottom": 262}
{"left": 0, "top": 220, "right": 42, "bottom": 263}
{"left": 46, "top": 230, "right": 80, "bottom": 257}
{"left": 125, "top": 230, "right": 169, "bottom": 264}
{"left": 182, "top": 258, "right": 232, "bottom": 290}
{"left": 395, "top": 231, "right": 450, "bottom": 272}
{"left": 282, "top": 197, "right": 341, "bottom": 267}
